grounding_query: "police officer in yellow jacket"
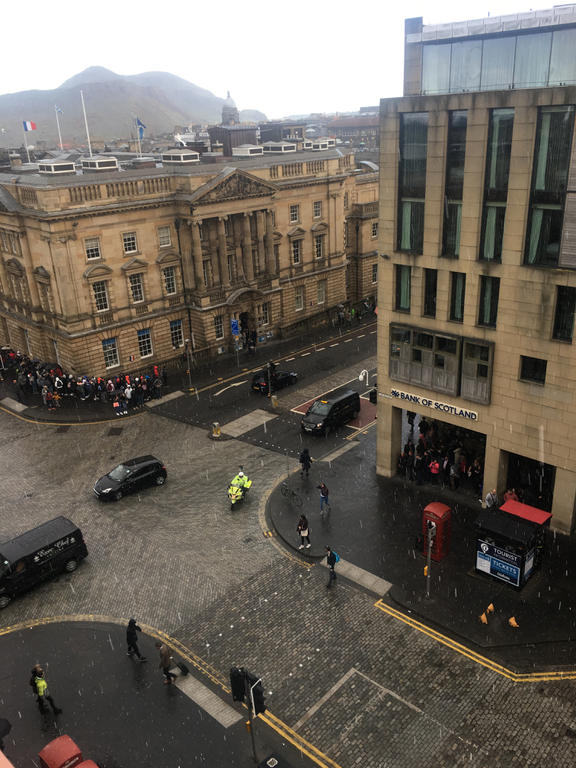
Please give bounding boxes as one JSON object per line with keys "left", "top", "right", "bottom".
{"left": 30, "top": 665, "right": 62, "bottom": 715}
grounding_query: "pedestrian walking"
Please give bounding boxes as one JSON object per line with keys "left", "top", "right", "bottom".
{"left": 299, "top": 448, "right": 312, "bottom": 478}
{"left": 297, "top": 515, "right": 311, "bottom": 549}
{"left": 126, "top": 618, "right": 147, "bottom": 661}
{"left": 155, "top": 641, "right": 177, "bottom": 684}
{"left": 484, "top": 488, "right": 499, "bottom": 510}
{"left": 30, "top": 665, "right": 62, "bottom": 715}
{"left": 317, "top": 482, "right": 330, "bottom": 515}
{"left": 325, "top": 546, "right": 339, "bottom": 588}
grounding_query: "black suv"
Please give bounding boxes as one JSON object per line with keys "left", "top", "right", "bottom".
{"left": 251, "top": 369, "right": 298, "bottom": 395}
{"left": 94, "top": 455, "right": 167, "bottom": 501}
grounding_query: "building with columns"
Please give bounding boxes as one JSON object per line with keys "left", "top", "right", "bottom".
{"left": 0, "top": 149, "right": 378, "bottom": 376}
{"left": 377, "top": 7, "right": 576, "bottom": 533}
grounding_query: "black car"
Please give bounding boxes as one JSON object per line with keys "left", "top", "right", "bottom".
{"left": 94, "top": 455, "right": 167, "bottom": 501}
{"left": 251, "top": 369, "right": 298, "bottom": 395}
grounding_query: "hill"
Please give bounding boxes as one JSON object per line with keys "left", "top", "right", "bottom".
{"left": 0, "top": 67, "right": 266, "bottom": 147}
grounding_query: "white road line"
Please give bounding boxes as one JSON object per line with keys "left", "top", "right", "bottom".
{"left": 176, "top": 672, "right": 243, "bottom": 728}
{"left": 285, "top": 357, "right": 295, "bottom": 361}
{"left": 370, "top": 330, "right": 377, "bottom": 334}
{"left": 301, "top": 352, "right": 311, "bottom": 357}
{"left": 316, "top": 347, "right": 326, "bottom": 351}
{"left": 214, "top": 381, "right": 246, "bottom": 397}
{"left": 330, "top": 343, "right": 339, "bottom": 347}
{"left": 344, "top": 339, "right": 352, "bottom": 343}
{"left": 357, "top": 334, "right": 365, "bottom": 338}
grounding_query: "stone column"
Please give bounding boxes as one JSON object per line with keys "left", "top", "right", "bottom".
{"left": 207, "top": 219, "right": 221, "bottom": 286}
{"left": 256, "top": 211, "right": 266, "bottom": 277}
{"left": 217, "top": 217, "right": 230, "bottom": 287}
{"left": 190, "top": 220, "right": 204, "bottom": 288}
{"left": 242, "top": 213, "right": 255, "bottom": 282}
{"left": 265, "top": 209, "right": 275, "bottom": 275}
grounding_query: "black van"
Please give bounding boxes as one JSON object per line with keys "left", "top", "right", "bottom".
{"left": 301, "top": 389, "right": 361, "bottom": 435}
{"left": 0, "top": 516, "right": 88, "bottom": 608}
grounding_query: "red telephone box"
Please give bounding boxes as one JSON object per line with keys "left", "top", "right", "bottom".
{"left": 422, "top": 502, "right": 451, "bottom": 561}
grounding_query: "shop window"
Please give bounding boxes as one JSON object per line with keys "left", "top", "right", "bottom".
{"left": 520, "top": 355, "right": 547, "bottom": 385}
{"left": 552, "top": 285, "right": 576, "bottom": 341}
{"left": 395, "top": 265, "right": 411, "bottom": 312}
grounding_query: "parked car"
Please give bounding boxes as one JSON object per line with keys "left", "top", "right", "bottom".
{"left": 301, "top": 389, "right": 360, "bottom": 435}
{"left": 0, "top": 517, "right": 88, "bottom": 608}
{"left": 94, "top": 455, "right": 167, "bottom": 501}
{"left": 251, "top": 369, "right": 298, "bottom": 395}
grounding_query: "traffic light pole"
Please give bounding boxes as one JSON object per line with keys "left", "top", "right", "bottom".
{"left": 245, "top": 673, "right": 259, "bottom": 764}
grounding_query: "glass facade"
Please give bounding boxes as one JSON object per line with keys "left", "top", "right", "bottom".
{"left": 525, "top": 106, "right": 575, "bottom": 267}
{"left": 421, "top": 28, "right": 576, "bottom": 95}
{"left": 398, "top": 113, "right": 427, "bottom": 253}
{"left": 480, "top": 109, "right": 514, "bottom": 262}
{"left": 443, "top": 111, "right": 467, "bottom": 258}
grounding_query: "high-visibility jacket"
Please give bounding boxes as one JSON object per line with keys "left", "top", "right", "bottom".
{"left": 232, "top": 474, "right": 248, "bottom": 487}
{"left": 35, "top": 676, "right": 48, "bottom": 697}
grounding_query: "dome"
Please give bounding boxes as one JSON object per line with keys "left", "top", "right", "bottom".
{"left": 224, "top": 91, "right": 236, "bottom": 107}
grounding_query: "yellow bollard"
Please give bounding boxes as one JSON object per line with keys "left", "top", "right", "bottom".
{"left": 211, "top": 422, "right": 221, "bottom": 439}
{"left": 487, "top": 603, "right": 495, "bottom": 614}
{"left": 479, "top": 612, "right": 488, "bottom": 625}
{"left": 509, "top": 616, "right": 519, "bottom": 628}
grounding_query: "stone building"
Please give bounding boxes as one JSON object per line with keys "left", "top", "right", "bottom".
{"left": 377, "top": 6, "right": 576, "bottom": 533}
{"left": 0, "top": 149, "right": 378, "bottom": 378}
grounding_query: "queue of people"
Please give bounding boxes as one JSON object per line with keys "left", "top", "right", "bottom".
{"left": 2, "top": 348, "right": 168, "bottom": 414}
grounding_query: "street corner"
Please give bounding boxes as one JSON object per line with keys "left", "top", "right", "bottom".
{"left": 265, "top": 474, "right": 327, "bottom": 560}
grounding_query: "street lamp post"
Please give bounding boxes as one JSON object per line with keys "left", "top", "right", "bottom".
{"left": 184, "top": 339, "right": 192, "bottom": 389}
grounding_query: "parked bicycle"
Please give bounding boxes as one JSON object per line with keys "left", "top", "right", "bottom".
{"left": 281, "top": 482, "right": 303, "bottom": 508}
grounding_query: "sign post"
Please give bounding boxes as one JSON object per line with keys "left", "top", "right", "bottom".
{"left": 425, "top": 520, "right": 436, "bottom": 599}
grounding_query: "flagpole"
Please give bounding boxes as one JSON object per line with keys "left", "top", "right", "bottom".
{"left": 136, "top": 118, "right": 142, "bottom": 158}
{"left": 80, "top": 89, "right": 93, "bottom": 157}
{"left": 22, "top": 122, "right": 31, "bottom": 163}
{"left": 55, "top": 106, "right": 63, "bottom": 152}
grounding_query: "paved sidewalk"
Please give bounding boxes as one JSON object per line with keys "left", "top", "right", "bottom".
{"left": 267, "top": 430, "right": 576, "bottom": 671}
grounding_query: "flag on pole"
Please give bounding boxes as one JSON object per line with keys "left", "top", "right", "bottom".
{"left": 136, "top": 117, "right": 146, "bottom": 140}
{"left": 23, "top": 121, "right": 37, "bottom": 131}
{"left": 55, "top": 106, "right": 63, "bottom": 114}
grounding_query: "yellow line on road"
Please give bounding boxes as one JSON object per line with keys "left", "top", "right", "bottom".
{"left": 0, "top": 615, "right": 339, "bottom": 768}
{"left": 374, "top": 600, "right": 576, "bottom": 682}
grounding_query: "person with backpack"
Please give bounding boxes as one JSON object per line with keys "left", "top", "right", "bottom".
{"left": 299, "top": 448, "right": 312, "bottom": 478}
{"left": 325, "top": 546, "right": 340, "bottom": 587}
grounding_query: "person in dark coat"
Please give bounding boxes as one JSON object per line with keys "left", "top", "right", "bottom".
{"left": 126, "top": 618, "right": 147, "bottom": 661}
{"left": 299, "top": 448, "right": 312, "bottom": 478}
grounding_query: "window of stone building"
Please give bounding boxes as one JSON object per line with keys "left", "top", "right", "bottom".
{"left": 158, "top": 226, "right": 171, "bottom": 248}
{"left": 102, "top": 337, "right": 119, "bottom": 368}
{"left": 449, "top": 272, "right": 466, "bottom": 322}
{"left": 137, "top": 328, "right": 153, "bottom": 358}
{"left": 313, "top": 201, "right": 322, "bottom": 219}
{"left": 317, "top": 280, "right": 327, "bottom": 305}
{"left": 371, "top": 222, "right": 379, "bottom": 238}
{"left": 257, "top": 302, "right": 270, "bottom": 326}
{"left": 163, "top": 266, "right": 177, "bottom": 295}
{"left": 92, "top": 280, "right": 109, "bottom": 312}
{"left": 520, "top": 355, "right": 547, "bottom": 385}
{"left": 170, "top": 319, "right": 183, "bottom": 348}
{"left": 389, "top": 323, "right": 461, "bottom": 396}
{"left": 395, "top": 265, "right": 411, "bottom": 312}
{"left": 129, "top": 273, "right": 145, "bottom": 303}
{"left": 295, "top": 285, "right": 304, "bottom": 312}
{"left": 273, "top": 244, "right": 280, "bottom": 269}
{"left": 524, "top": 106, "right": 575, "bottom": 267}
{"left": 479, "top": 109, "right": 514, "bottom": 262}
{"left": 214, "top": 314, "right": 224, "bottom": 340}
{"left": 314, "top": 234, "right": 325, "bottom": 259}
{"left": 85, "top": 237, "right": 101, "bottom": 260}
{"left": 122, "top": 232, "right": 138, "bottom": 254}
{"left": 552, "top": 286, "right": 576, "bottom": 342}
{"left": 442, "top": 110, "right": 467, "bottom": 258}
{"left": 291, "top": 239, "right": 302, "bottom": 265}
{"left": 423, "top": 269, "right": 437, "bottom": 318}
{"left": 290, "top": 204, "right": 300, "bottom": 224}
{"left": 372, "top": 263, "right": 378, "bottom": 284}
{"left": 344, "top": 192, "right": 349, "bottom": 210}
{"left": 397, "top": 113, "right": 428, "bottom": 254}
{"left": 461, "top": 340, "right": 493, "bottom": 404}
{"left": 478, "top": 276, "right": 500, "bottom": 327}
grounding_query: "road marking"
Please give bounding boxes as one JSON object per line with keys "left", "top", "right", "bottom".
{"left": 285, "top": 357, "right": 296, "bottom": 361}
{"left": 329, "top": 343, "right": 339, "bottom": 347}
{"left": 316, "top": 347, "right": 326, "bottom": 351}
{"left": 344, "top": 339, "right": 352, "bottom": 343}
{"left": 374, "top": 600, "right": 576, "bottom": 681}
{"left": 0, "top": 396, "right": 27, "bottom": 412}
{"left": 0, "top": 403, "right": 144, "bottom": 427}
{"left": 176, "top": 673, "right": 242, "bottom": 728}
{"left": 357, "top": 334, "right": 365, "bottom": 338}
{"left": 301, "top": 352, "right": 311, "bottom": 357}
{"left": 370, "top": 330, "right": 377, "bottom": 334}
{"left": 214, "top": 381, "right": 246, "bottom": 397}
{"left": 221, "top": 409, "right": 277, "bottom": 437}
{"left": 346, "top": 420, "right": 378, "bottom": 440}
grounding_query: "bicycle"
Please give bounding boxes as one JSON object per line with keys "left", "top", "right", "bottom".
{"left": 281, "top": 482, "right": 303, "bottom": 508}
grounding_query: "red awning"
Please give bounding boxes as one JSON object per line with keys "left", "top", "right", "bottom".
{"left": 500, "top": 499, "right": 552, "bottom": 526}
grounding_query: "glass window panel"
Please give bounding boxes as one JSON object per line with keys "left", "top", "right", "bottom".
{"left": 549, "top": 29, "right": 576, "bottom": 86}
{"left": 553, "top": 286, "right": 576, "bottom": 341}
{"left": 399, "top": 201, "right": 424, "bottom": 253}
{"left": 443, "top": 203, "right": 462, "bottom": 257}
{"left": 532, "top": 107, "right": 574, "bottom": 201}
{"left": 525, "top": 207, "right": 563, "bottom": 266}
{"left": 445, "top": 111, "right": 467, "bottom": 198}
{"left": 514, "top": 32, "right": 552, "bottom": 89}
{"left": 399, "top": 113, "right": 428, "bottom": 197}
{"left": 450, "top": 272, "right": 466, "bottom": 322}
{"left": 395, "top": 265, "right": 411, "bottom": 311}
{"left": 450, "top": 40, "right": 482, "bottom": 93}
{"left": 480, "top": 204, "right": 505, "bottom": 262}
{"left": 422, "top": 44, "right": 451, "bottom": 94}
{"left": 478, "top": 276, "right": 500, "bottom": 327}
{"left": 485, "top": 109, "right": 514, "bottom": 199}
{"left": 423, "top": 269, "right": 437, "bottom": 318}
{"left": 481, "top": 37, "right": 515, "bottom": 91}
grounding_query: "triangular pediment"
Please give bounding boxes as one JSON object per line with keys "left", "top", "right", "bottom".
{"left": 191, "top": 169, "right": 278, "bottom": 205}
{"left": 121, "top": 257, "right": 148, "bottom": 272}
{"left": 287, "top": 226, "right": 306, "bottom": 237}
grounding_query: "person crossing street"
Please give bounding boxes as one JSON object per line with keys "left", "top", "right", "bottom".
{"left": 30, "top": 665, "right": 62, "bottom": 715}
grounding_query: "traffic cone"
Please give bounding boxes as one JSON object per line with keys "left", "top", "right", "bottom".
{"left": 508, "top": 616, "right": 519, "bottom": 628}
{"left": 479, "top": 612, "right": 488, "bottom": 624}
{"left": 487, "top": 603, "right": 495, "bottom": 614}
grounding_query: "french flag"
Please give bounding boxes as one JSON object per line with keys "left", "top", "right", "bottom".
{"left": 23, "top": 121, "right": 37, "bottom": 132}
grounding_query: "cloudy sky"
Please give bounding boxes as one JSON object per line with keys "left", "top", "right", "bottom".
{"left": 3, "top": 0, "right": 557, "bottom": 118}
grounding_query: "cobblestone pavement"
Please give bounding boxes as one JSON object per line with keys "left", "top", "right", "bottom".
{"left": 2, "top": 408, "right": 576, "bottom": 767}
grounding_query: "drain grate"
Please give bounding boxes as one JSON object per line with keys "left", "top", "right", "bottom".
{"left": 107, "top": 427, "right": 123, "bottom": 436}
{"left": 55, "top": 425, "right": 70, "bottom": 433}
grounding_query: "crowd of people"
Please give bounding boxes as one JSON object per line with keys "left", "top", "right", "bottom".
{"left": 1, "top": 348, "right": 168, "bottom": 415}
{"left": 397, "top": 414, "right": 485, "bottom": 496}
